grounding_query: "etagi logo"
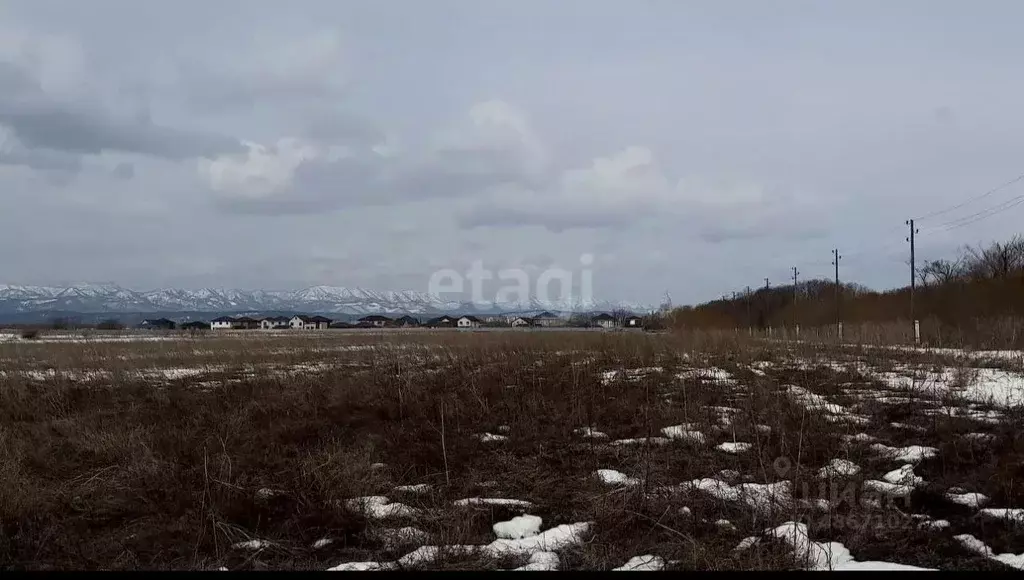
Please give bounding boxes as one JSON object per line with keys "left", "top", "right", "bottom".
{"left": 427, "top": 254, "right": 594, "bottom": 307}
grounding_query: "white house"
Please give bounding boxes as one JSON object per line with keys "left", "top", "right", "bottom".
{"left": 457, "top": 315, "right": 481, "bottom": 328}
{"left": 259, "top": 316, "right": 290, "bottom": 329}
{"left": 511, "top": 317, "right": 534, "bottom": 327}
{"left": 533, "top": 311, "right": 562, "bottom": 327}
{"left": 625, "top": 316, "right": 644, "bottom": 328}
{"left": 592, "top": 313, "right": 617, "bottom": 329}
{"left": 211, "top": 316, "right": 237, "bottom": 330}
{"left": 289, "top": 315, "right": 332, "bottom": 330}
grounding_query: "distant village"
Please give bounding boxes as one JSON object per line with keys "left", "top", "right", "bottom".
{"left": 137, "top": 311, "right": 652, "bottom": 331}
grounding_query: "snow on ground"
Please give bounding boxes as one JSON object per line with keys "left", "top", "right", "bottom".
{"left": 574, "top": 427, "right": 609, "bottom": 439}
{"left": 874, "top": 366, "right": 1024, "bottom": 407}
{"left": 613, "top": 555, "right": 666, "bottom": 571}
{"left": 869, "top": 444, "right": 938, "bottom": 464}
{"left": 345, "top": 496, "right": 421, "bottom": 520}
{"left": 600, "top": 367, "right": 664, "bottom": 385}
{"left": 686, "top": 479, "right": 792, "bottom": 514}
{"left": 772, "top": 522, "right": 936, "bottom": 571}
{"left": 474, "top": 433, "right": 509, "bottom": 443}
{"left": 394, "top": 484, "right": 431, "bottom": 494}
{"left": 610, "top": 437, "right": 671, "bottom": 447}
{"left": 493, "top": 515, "right": 542, "bottom": 539}
{"left": 453, "top": 498, "right": 535, "bottom": 509}
{"left": 512, "top": 552, "right": 560, "bottom": 571}
{"left": 595, "top": 469, "right": 640, "bottom": 487}
{"left": 955, "top": 534, "right": 1024, "bottom": 570}
{"left": 716, "top": 442, "right": 752, "bottom": 454}
{"left": 974, "top": 508, "right": 1024, "bottom": 528}
{"left": 945, "top": 491, "right": 989, "bottom": 508}
{"left": 676, "top": 367, "right": 737, "bottom": 385}
{"left": 660, "top": 425, "right": 707, "bottom": 444}
{"left": 818, "top": 459, "right": 861, "bottom": 478}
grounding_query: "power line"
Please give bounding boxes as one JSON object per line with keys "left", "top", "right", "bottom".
{"left": 912, "top": 171, "right": 1024, "bottom": 221}
{"left": 933, "top": 193, "right": 1024, "bottom": 232}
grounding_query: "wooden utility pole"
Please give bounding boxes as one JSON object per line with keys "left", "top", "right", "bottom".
{"left": 832, "top": 249, "right": 842, "bottom": 330}
{"left": 791, "top": 266, "right": 799, "bottom": 302}
{"left": 906, "top": 219, "right": 919, "bottom": 322}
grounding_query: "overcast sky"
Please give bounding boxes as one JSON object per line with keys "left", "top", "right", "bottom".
{"left": 2, "top": 0, "right": 1024, "bottom": 305}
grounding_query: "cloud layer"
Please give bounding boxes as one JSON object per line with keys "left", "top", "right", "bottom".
{"left": 3, "top": 1, "right": 1024, "bottom": 305}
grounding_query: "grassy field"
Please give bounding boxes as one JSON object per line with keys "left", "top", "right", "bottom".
{"left": 2, "top": 328, "right": 1024, "bottom": 570}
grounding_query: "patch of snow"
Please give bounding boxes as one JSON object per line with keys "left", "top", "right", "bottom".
{"left": 370, "top": 462, "right": 387, "bottom": 470}
{"left": 493, "top": 515, "right": 543, "bottom": 540}
{"left": 574, "top": 427, "right": 609, "bottom": 439}
{"left": 313, "top": 538, "right": 333, "bottom": 549}
{"left": 485, "top": 522, "right": 593, "bottom": 557}
{"left": 869, "top": 443, "right": 938, "bottom": 464}
{"left": 715, "top": 519, "right": 737, "bottom": 532}
{"left": 613, "top": 555, "right": 665, "bottom": 571}
{"left": 818, "top": 459, "right": 861, "bottom": 478}
{"left": 687, "top": 478, "right": 792, "bottom": 514}
{"left": 328, "top": 561, "right": 394, "bottom": 571}
{"left": 962, "top": 432, "right": 996, "bottom": 443}
{"left": 755, "top": 424, "right": 772, "bottom": 435}
{"left": 453, "top": 498, "right": 534, "bottom": 509}
{"left": 841, "top": 433, "right": 878, "bottom": 443}
{"left": 955, "top": 534, "right": 1024, "bottom": 570}
{"left": 497, "top": 425, "right": 510, "bottom": 433}
{"left": 345, "top": 496, "right": 420, "bottom": 520}
{"left": 772, "top": 522, "right": 935, "bottom": 571}
{"left": 979, "top": 508, "right": 1024, "bottom": 526}
{"left": 735, "top": 536, "right": 760, "bottom": 552}
{"left": 862, "top": 480, "right": 915, "bottom": 498}
{"left": 610, "top": 437, "right": 671, "bottom": 447}
{"left": 660, "top": 425, "right": 707, "bottom": 444}
{"left": 394, "top": 484, "right": 431, "bottom": 494}
{"left": 717, "top": 442, "right": 752, "bottom": 454}
{"left": 595, "top": 469, "right": 640, "bottom": 487}
{"left": 882, "top": 464, "right": 925, "bottom": 487}
{"left": 946, "top": 491, "right": 989, "bottom": 508}
{"left": 233, "top": 539, "right": 272, "bottom": 551}
{"left": 475, "top": 433, "right": 509, "bottom": 443}
{"left": 512, "top": 552, "right": 560, "bottom": 571}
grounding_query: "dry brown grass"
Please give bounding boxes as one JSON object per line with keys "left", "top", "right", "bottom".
{"left": 0, "top": 329, "right": 1021, "bottom": 570}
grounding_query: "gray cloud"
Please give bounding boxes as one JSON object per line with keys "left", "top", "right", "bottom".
{"left": 3, "top": 1, "right": 1024, "bottom": 305}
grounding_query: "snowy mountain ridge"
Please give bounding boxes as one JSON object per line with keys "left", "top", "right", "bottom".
{"left": 0, "top": 284, "right": 653, "bottom": 316}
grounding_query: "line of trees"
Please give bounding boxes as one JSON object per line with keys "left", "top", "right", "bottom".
{"left": 672, "top": 234, "right": 1024, "bottom": 336}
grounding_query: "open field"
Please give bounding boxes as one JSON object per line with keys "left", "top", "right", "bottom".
{"left": 2, "top": 329, "right": 1024, "bottom": 570}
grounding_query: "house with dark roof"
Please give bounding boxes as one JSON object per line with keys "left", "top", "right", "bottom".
{"left": 457, "top": 315, "right": 482, "bottom": 328}
{"left": 393, "top": 315, "right": 421, "bottom": 327}
{"left": 259, "top": 316, "right": 291, "bottom": 330}
{"left": 510, "top": 316, "right": 534, "bottom": 327}
{"left": 592, "top": 313, "right": 617, "bottom": 329}
{"left": 234, "top": 316, "right": 259, "bottom": 329}
{"left": 181, "top": 321, "right": 210, "bottom": 331}
{"left": 211, "top": 316, "right": 237, "bottom": 330}
{"left": 358, "top": 315, "right": 393, "bottom": 328}
{"left": 425, "top": 315, "right": 457, "bottom": 328}
{"left": 140, "top": 318, "right": 176, "bottom": 330}
{"left": 624, "top": 315, "right": 644, "bottom": 329}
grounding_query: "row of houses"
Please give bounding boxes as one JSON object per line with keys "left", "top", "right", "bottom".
{"left": 140, "top": 312, "right": 647, "bottom": 331}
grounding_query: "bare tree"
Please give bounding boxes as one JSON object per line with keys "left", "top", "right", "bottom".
{"left": 919, "top": 257, "right": 966, "bottom": 287}
{"left": 963, "top": 235, "right": 1024, "bottom": 280}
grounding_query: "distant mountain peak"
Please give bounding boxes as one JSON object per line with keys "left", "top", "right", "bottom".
{"left": 0, "top": 283, "right": 652, "bottom": 317}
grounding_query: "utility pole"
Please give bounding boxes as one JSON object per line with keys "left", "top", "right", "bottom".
{"left": 906, "top": 219, "right": 919, "bottom": 320}
{"left": 906, "top": 219, "right": 920, "bottom": 344}
{"left": 791, "top": 267, "right": 799, "bottom": 302}
{"left": 832, "top": 249, "right": 842, "bottom": 334}
{"left": 746, "top": 285, "right": 752, "bottom": 331}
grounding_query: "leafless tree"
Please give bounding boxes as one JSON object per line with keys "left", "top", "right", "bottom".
{"left": 963, "top": 235, "right": 1024, "bottom": 280}
{"left": 919, "top": 257, "right": 966, "bottom": 287}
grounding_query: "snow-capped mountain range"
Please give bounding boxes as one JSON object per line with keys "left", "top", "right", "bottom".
{"left": 0, "top": 284, "right": 653, "bottom": 316}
